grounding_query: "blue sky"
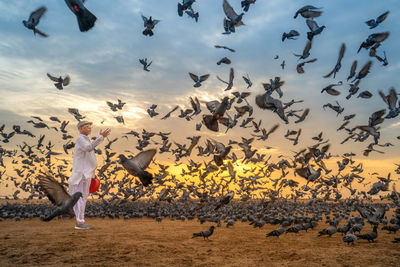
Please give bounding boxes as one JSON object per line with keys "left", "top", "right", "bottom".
{"left": 0, "top": 0, "right": 399, "bottom": 165}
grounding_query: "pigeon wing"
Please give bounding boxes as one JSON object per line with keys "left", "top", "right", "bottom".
{"left": 223, "top": 0, "right": 238, "bottom": 20}
{"left": 133, "top": 149, "right": 157, "bottom": 170}
{"left": 189, "top": 72, "right": 199, "bottom": 82}
{"left": 388, "top": 88, "right": 398, "bottom": 110}
{"left": 47, "top": 73, "right": 59, "bottom": 82}
{"left": 376, "top": 11, "right": 389, "bottom": 24}
{"left": 63, "top": 75, "right": 70, "bottom": 86}
{"left": 199, "top": 74, "right": 210, "bottom": 82}
{"left": 306, "top": 19, "right": 318, "bottom": 31}
{"left": 29, "top": 6, "right": 47, "bottom": 26}
{"left": 38, "top": 173, "right": 71, "bottom": 206}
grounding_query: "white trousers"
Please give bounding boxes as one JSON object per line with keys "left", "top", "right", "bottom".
{"left": 69, "top": 178, "right": 90, "bottom": 224}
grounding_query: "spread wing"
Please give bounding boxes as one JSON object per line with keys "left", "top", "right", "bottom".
{"left": 388, "top": 88, "right": 398, "bottom": 110}
{"left": 206, "top": 100, "right": 220, "bottom": 113}
{"left": 373, "top": 32, "right": 389, "bottom": 43}
{"left": 29, "top": 6, "right": 47, "bottom": 26}
{"left": 63, "top": 75, "right": 70, "bottom": 86}
{"left": 376, "top": 11, "right": 389, "bottom": 24}
{"left": 189, "top": 72, "right": 199, "bottom": 82}
{"left": 38, "top": 173, "right": 70, "bottom": 206}
{"left": 228, "top": 68, "right": 234, "bottom": 83}
{"left": 223, "top": 0, "right": 238, "bottom": 20}
{"left": 47, "top": 73, "right": 59, "bottom": 82}
{"left": 199, "top": 74, "right": 210, "bottom": 82}
{"left": 304, "top": 40, "right": 312, "bottom": 54}
{"left": 337, "top": 43, "right": 346, "bottom": 63}
{"left": 133, "top": 149, "right": 157, "bottom": 170}
{"left": 306, "top": 19, "right": 318, "bottom": 31}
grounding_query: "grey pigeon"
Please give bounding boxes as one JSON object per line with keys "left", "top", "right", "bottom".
{"left": 178, "top": 0, "right": 196, "bottom": 16}
{"left": 189, "top": 73, "right": 210, "bottom": 87}
{"left": 306, "top": 19, "right": 325, "bottom": 41}
{"left": 282, "top": 30, "right": 300, "bottom": 41}
{"left": 141, "top": 15, "right": 160, "bottom": 36}
{"left": 365, "top": 11, "right": 389, "bottom": 29}
{"left": 222, "top": 0, "right": 244, "bottom": 34}
{"left": 139, "top": 58, "right": 152, "bottom": 72}
{"left": 294, "top": 5, "right": 322, "bottom": 19}
{"left": 192, "top": 226, "right": 215, "bottom": 240}
{"left": 65, "top": 0, "right": 97, "bottom": 32}
{"left": 119, "top": 149, "right": 157, "bottom": 187}
{"left": 324, "top": 43, "right": 346, "bottom": 78}
{"left": 38, "top": 173, "right": 82, "bottom": 222}
{"left": 23, "top": 6, "right": 48, "bottom": 37}
{"left": 47, "top": 73, "right": 70, "bottom": 90}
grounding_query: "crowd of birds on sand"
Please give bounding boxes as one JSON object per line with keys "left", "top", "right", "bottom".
{"left": 1, "top": 0, "right": 400, "bottom": 245}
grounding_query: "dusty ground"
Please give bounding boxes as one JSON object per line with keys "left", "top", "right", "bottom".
{"left": 0, "top": 217, "right": 399, "bottom": 267}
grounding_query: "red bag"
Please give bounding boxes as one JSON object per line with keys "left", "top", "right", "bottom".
{"left": 89, "top": 177, "right": 100, "bottom": 193}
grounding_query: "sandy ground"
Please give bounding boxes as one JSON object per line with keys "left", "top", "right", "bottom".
{"left": 0, "top": 217, "right": 399, "bottom": 267}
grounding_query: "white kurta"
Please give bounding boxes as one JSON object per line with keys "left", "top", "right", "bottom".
{"left": 68, "top": 134, "right": 104, "bottom": 185}
{"left": 68, "top": 133, "right": 104, "bottom": 224}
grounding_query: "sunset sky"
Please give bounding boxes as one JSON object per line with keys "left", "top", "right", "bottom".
{"left": 0, "top": 0, "right": 399, "bottom": 197}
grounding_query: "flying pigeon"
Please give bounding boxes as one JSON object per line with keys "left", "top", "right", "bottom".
{"left": 47, "top": 73, "right": 70, "bottom": 90}
{"left": 189, "top": 73, "right": 210, "bottom": 87}
{"left": 23, "top": 6, "right": 48, "bottom": 37}
{"left": 119, "top": 149, "right": 157, "bottom": 187}
{"left": 38, "top": 173, "right": 82, "bottom": 222}
{"left": 365, "top": 11, "right": 389, "bottom": 29}
{"left": 141, "top": 15, "right": 160, "bottom": 36}
{"left": 65, "top": 0, "right": 97, "bottom": 32}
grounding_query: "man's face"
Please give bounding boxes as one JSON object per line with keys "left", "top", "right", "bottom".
{"left": 79, "top": 124, "right": 92, "bottom": 136}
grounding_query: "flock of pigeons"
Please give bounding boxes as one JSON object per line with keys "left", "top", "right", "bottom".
{"left": 1, "top": 0, "right": 398, "bottom": 246}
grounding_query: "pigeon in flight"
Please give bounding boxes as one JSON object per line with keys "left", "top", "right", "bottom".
{"left": 189, "top": 73, "right": 210, "bottom": 87}
{"left": 23, "top": 6, "right": 48, "bottom": 37}
{"left": 141, "top": 15, "right": 160, "bottom": 36}
{"left": 203, "top": 97, "right": 230, "bottom": 132}
{"left": 358, "top": 32, "right": 389, "bottom": 53}
{"left": 242, "top": 74, "right": 252, "bottom": 88}
{"left": 306, "top": 19, "right": 325, "bottom": 41}
{"left": 297, "top": 58, "right": 317, "bottom": 74}
{"left": 214, "top": 45, "right": 235, "bottom": 52}
{"left": 294, "top": 40, "right": 312, "bottom": 60}
{"left": 119, "top": 149, "right": 157, "bottom": 187}
{"left": 185, "top": 10, "right": 199, "bottom": 22}
{"left": 347, "top": 60, "right": 358, "bottom": 81}
{"left": 217, "top": 57, "right": 231, "bottom": 65}
{"left": 282, "top": 30, "right": 300, "bottom": 41}
{"left": 222, "top": 0, "right": 244, "bottom": 34}
{"left": 241, "top": 0, "right": 256, "bottom": 12}
{"left": 65, "top": 0, "right": 97, "bottom": 32}
{"left": 324, "top": 43, "right": 346, "bottom": 78}
{"left": 47, "top": 73, "right": 70, "bottom": 90}
{"left": 294, "top": 5, "right": 322, "bottom": 19}
{"left": 38, "top": 173, "right": 82, "bottom": 222}
{"left": 178, "top": 0, "right": 196, "bottom": 17}
{"left": 365, "top": 11, "right": 389, "bottom": 29}
{"left": 217, "top": 67, "right": 234, "bottom": 91}
{"left": 379, "top": 88, "right": 399, "bottom": 119}
{"left": 375, "top": 51, "right": 388, "bottom": 66}
{"left": 139, "top": 58, "right": 152, "bottom": 72}
{"left": 161, "top": 105, "right": 179, "bottom": 120}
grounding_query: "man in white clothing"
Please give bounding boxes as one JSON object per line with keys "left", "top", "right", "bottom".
{"left": 68, "top": 121, "right": 110, "bottom": 229}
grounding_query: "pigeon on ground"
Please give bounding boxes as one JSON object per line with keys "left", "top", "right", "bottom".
{"left": 65, "top": 0, "right": 97, "bottom": 32}
{"left": 192, "top": 226, "right": 215, "bottom": 240}
{"left": 38, "top": 173, "right": 82, "bottom": 222}
{"left": 23, "top": 6, "right": 48, "bottom": 37}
